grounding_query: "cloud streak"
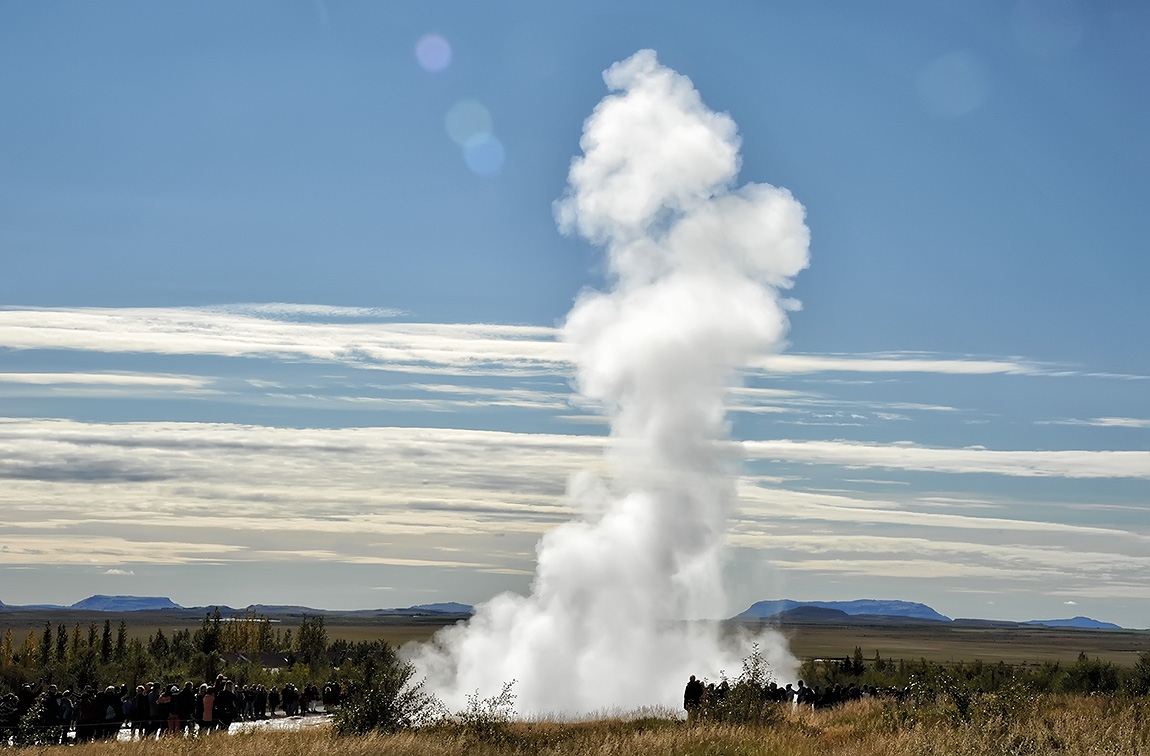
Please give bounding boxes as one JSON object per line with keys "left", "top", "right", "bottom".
{"left": 744, "top": 439, "right": 1150, "bottom": 479}
{"left": 0, "top": 417, "right": 1145, "bottom": 613}
{"left": 0, "top": 307, "right": 1083, "bottom": 379}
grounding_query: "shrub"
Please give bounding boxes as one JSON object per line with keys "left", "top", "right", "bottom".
{"left": 331, "top": 644, "right": 438, "bottom": 736}
{"left": 456, "top": 680, "right": 517, "bottom": 742}
{"left": 1124, "top": 651, "right": 1150, "bottom": 697}
{"left": 703, "top": 644, "right": 782, "bottom": 725}
{"left": 15, "top": 693, "right": 66, "bottom": 746}
{"left": 1063, "top": 652, "right": 1120, "bottom": 695}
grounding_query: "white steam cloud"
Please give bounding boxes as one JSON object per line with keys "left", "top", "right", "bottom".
{"left": 414, "top": 50, "right": 809, "bottom": 715}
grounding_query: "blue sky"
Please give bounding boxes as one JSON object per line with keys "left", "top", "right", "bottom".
{"left": 1, "top": 1, "right": 1148, "bottom": 628}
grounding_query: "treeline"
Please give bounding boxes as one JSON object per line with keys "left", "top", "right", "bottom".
{"left": 797, "top": 647, "right": 1150, "bottom": 697}
{"left": 0, "top": 610, "right": 378, "bottom": 695}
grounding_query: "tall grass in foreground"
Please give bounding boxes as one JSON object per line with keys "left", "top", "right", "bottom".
{"left": 8, "top": 695, "right": 1148, "bottom": 755}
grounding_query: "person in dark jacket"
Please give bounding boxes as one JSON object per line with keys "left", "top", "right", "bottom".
{"left": 75, "top": 689, "right": 97, "bottom": 743}
{"left": 683, "top": 675, "right": 705, "bottom": 726}
{"left": 145, "top": 682, "right": 161, "bottom": 737}
{"left": 177, "top": 682, "right": 196, "bottom": 734}
{"left": 129, "top": 686, "right": 148, "bottom": 739}
{"left": 213, "top": 681, "right": 236, "bottom": 731}
{"left": 268, "top": 686, "right": 280, "bottom": 717}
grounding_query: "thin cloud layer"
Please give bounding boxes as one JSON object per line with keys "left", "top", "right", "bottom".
{"left": 0, "top": 307, "right": 566, "bottom": 375}
{"left": 744, "top": 440, "right": 1150, "bottom": 479}
{"left": 1, "top": 418, "right": 1146, "bottom": 613}
{"left": 0, "top": 306, "right": 1063, "bottom": 378}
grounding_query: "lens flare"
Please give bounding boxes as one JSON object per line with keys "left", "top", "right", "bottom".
{"left": 416, "top": 33, "right": 452, "bottom": 73}
{"left": 464, "top": 135, "right": 506, "bottom": 177}
{"left": 445, "top": 99, "right": 493, "bottom": 146}
{"left": 917, "top": 51, "right": 989, "bottom": 117}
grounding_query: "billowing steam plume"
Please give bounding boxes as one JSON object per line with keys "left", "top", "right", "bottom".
{"left": 414, "top": 50, "right": 810, "bottom": 715}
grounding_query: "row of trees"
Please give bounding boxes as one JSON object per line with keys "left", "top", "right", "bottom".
{"left": 0, "top": 610, "right": 334, "bottom": 694}
{"left": 798, "top": 647, "right": 1150, "bottom": 697}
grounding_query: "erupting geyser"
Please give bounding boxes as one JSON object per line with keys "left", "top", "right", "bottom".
{"left": 414, "top": 49, "right": 811, "bottom": 715}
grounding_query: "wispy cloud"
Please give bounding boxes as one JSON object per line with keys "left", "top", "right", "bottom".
{"left": 209, "top": 303, "right": 406, "bottom": 319}
{"left": 1041, "top": 417, "right": 1150, "bottom": 429}
{"left": 0, "top": 373, "right": 211, "bottom": 388}
{"left": 743, "top": 439, "right": 1150, "bottom": 479}
{"left": 0, "top": 307, "right": 567, "bottom": 375}
{"left": 0, "top": 306, "right": 1105, "bottom": 379}
{"left": 1, "top": 418, "right": 1145, "bottom": 560}
{"left": 753, "top": 353, "right": 1048, "bottom": 375}
{"left": 0, "top": 417, "right": 1145, "bottom": 611}
{"left": 1090, "top": 417, "right": 1150, "bottom": 428}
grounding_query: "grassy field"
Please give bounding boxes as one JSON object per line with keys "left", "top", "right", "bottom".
{"left": 5, "top": 695, "right": 1148, "bottom": 755}
{"left": 0, "top": 611, "right": 463, "bottom": 647}
{"left": 3, "top": 611, "right": 1146, "bottom": 666}
{"left": 770, "top": 621, "right": 1150, "bottom": 666}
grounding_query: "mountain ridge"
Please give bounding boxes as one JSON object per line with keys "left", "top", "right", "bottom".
{"left": 738, "top": 599, "right": 952, "bottom": 622}
{"left": 0, "top": 595, "right": 1125, "bottom": 628}
{"left": 1024, "top": 616, "right": 1122, "bottom": 630}
{"left": 70, "top": 595, "right": 181, "bottom": 612}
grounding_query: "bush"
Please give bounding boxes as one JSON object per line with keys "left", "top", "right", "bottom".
{"left": 331, "top": 644, "right": 438, "bottom": 736}
{"left": 15, "top": 694, "right": 66, "bottom": 746}
{"left": 1063, "top": 652, "right": 1120, "bottom": 695}
{"left": 456, "top": 681, "right": 517, "bottom": 742}
{"left": 1123, "top": 651, "right": 1150, "bottom": 697}
{"left": 703, "top": 644, "right": 781, "bottom": 725}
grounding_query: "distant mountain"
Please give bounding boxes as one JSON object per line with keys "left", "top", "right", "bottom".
{"left": 244, "top": 604, "right": 317, "bottom": 615}
{"left": 70, "top": 595, "right": 182, "bottom": 612}
{"left": 738, "top": 599, "right": 950, "bottom": 623}
{"left": 234, "top": 602, "right": 473, "bottom": 617}
{"left": 0, "top": 596, "right": 1125, "bottom": 629}
{"left": 1025, "top": 616, "right": 1123, "bottom": 630}
{"left": 771, "top": 606, "right": 851, "bottom": 623}
{"left": 409, "top": 602, "right": 473, "bottom": 615}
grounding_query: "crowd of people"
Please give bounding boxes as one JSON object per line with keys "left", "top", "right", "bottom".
{"left": 684, "top": 674, "right": 904, "bottom": 723}
{"left": 0, "top": 677, "right": 343, "bottom": 744}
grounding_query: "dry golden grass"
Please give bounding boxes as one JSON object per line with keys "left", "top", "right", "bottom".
{"left": 7, "top": 696, "right": 1148, "bottom": 755}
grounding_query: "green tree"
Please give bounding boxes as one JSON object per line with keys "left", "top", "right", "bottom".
{"left": 40, "top": 623, "right": 52, "bottom": 668}
{"left": 100, "top": 619, "right": 113, "bottom": 664}
{"left": 1, "top": 628, "right": 13, "bottom": 668}
{"left": 19, "top": 630, "right": 37, "bottom": 670}
{"left": 194, "top": 607, "right": 223, "bottom": 655}
{"left": 149, "top": 628, "right": 171, "bottom": 662}
{"left": 55, "top": 624, "right": 67, "bottom": 664}
{"left": 296, "top": 614, "right": 329, "bottom": 670}
{"left": 69, "top": 624, "right": 82, "bottom": 660}
{"left": 851, "top": 646, "right": 866, "bottom": 675}
{"left": 114, "top": 621, "right": 128, "bottom": 662}
{"left": 171, "top": 628, "right": 193, "bottom": 660}
{"left": 67, "top": 643, "right": 98, "bottom": 690}
{"left": 121, "top": 638, "right": 151, "bottom": 689}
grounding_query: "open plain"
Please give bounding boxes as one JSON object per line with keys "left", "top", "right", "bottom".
{"left": 3, "top": 609, "right": 1147, "bottom": 667}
